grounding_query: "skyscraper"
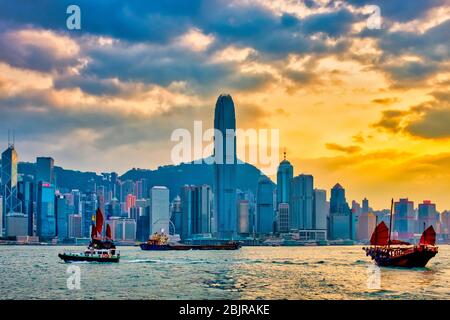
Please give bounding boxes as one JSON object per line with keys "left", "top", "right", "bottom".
{"left": 362, "top": 198, "right": 369, "bottom": 214}
{"left": 313, "top": 189, "right": 328, "bottom": 230}
{"left": 357, "top": 212, "right": 377, "bottom": 241}
{"left": 1, "top": 145, "right": 19, "bottom": 235}
{"left": 213, "top": 94, "right": 237, "bottom": 239}
{"left": 180, "top": 184, "right": 213, "bottom": 240}
{"left": 36, "top": 182, "right": 56, "bottom": 239}
{"left": 180, "top": 186, "right": 194, "bottom": 240}
{"left": 6, "top": 213, "right": 28, "bottom": 237}
{"left": 150, "top": 186, "right": 170, "bottom": 234}
{"left": 55, "top": 194, "right": 69, "bottom": 240}
{"left": 137, "top": 212, "right": 150, "bottom": 242}
{"left": 329, "top": 183, "right": 355, "bottom": 240}
{"left": 68, "top": 214, "right": 82, "bottom": 238}
{"left": 71, "top": 189, "right": 81, "bottom": 214}
{"left": 197, "top": 185, "right": 213, "bottom": 235}
{"left": 290, "top": 174, "right": 314, "bottom": 230}
{"left": 17, "top": 175, "right": 34, "bottom": 236}
{"left": 107, "top": 217, "right": 136, "bottom": 241}
{"left": 120, "top": 180, "right": 135, "bottom": 203}
{"left": 170, "top": 195, "right": 182, "bottom": 236}
{"left": 237, "top": 200, "right": 250, "bottom": 234}
{"left": 394, "top": 198, "right": 415, "bottom": 239}
{"left": 35, "top": 157, "right": 54, "bottom": 184}
{"left": 277, "top": 203, "right": 290, "bottom": 233}
{"left": 418, "top": 200, "right": 437, "bottom": 233}
{"left": 276, "top": 153, "right": 293, "bottom": 206}
{"left": 81, "top": 192, "right": 97, "bottom": 238}
{"left": 126, "top": 194, "right": 136, "bottom": 212}
{"left": 0, "top": 196, "right": 3, "bottom": 235}
{"left": 256, "top": 175, "right": 274, "bottom": 234}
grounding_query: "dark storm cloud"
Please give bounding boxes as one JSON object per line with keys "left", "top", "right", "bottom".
{"left": 406, "top": 107, "right": 450, "bottom": 139}
{"left": 377, "top": 20, "right": 450, "bottom": 62}
{"left": 83, "top": 43, "right": 232, "bottom": 88}
{"left": 372, "top": 109, "right": 408, "bottom": 133}
{"left": 0, "top": 30, "right": 81, "bottom": 73}
{"left": 384, "top": 61, "right": 439, "bottom": 82}
{"left": 283, "top": 69, "right": 318, "bottom": 85}
{"left": 0, "top": 89, "right": 212, "bottom": 148}
{"left": 301, "top": 9, "right": 355, "bottom": 37}
{"left": 357, "top": 18, "right": 450, "bottom": 85}
{"left": 0, "top": 0, "right": 204, "bottom": 43}
{"left": 0, "top": 0, "right": 364, "bottom": 99}
{"left": 53, "top": 75, "right": 124, "bottom": 96}
{"left": 372, "top": 92, "right": 450, "bottom": 139}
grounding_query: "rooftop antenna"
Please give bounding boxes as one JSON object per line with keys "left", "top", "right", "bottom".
{"left": 7, "top": 129, "right": 15, "bottom": 148}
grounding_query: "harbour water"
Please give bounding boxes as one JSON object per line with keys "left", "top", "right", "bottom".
{"left": 1, "top": 245, "right": 449, "bottom": 299}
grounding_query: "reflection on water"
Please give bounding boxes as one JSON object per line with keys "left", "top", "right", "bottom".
{"left": 0, "top": 245, "right": 449, "bottom": 300}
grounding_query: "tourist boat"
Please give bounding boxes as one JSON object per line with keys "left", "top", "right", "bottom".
{"left": 58, "top": 208, "right": 120, "bottom": 263}
{"left": 139, "top": 232, "right": 241, "bottom": 251}
{"left": 58, "top": 247, "right": 120, "bottom": 263}
{"left": 363, "top": 199, "right": 438, "bottom": 268}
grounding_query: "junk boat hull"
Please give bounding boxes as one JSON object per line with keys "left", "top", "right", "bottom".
{"left": 363, "top": 200, "right": 438, "bottom": 268}
{"left": 364, "top": 246, "right": 438, "bottom": 268}
{"left": 58, "top": 253, "right": 120, "bottom": 263}
{"left": 58, "top": 208, "right": 120, "bottom": 263}
{"left": 140, "top": 242, "right": 241, "bottom": 251}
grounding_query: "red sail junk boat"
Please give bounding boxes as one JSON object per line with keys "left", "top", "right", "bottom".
{"left": 363, "top": 199, "right": 438, "bottom": 268}
{"left": 59, "top": 208, "right": 120, "bottom": 263}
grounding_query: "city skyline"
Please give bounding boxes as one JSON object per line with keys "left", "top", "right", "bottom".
{"left": 1, "top": 133, "right": 449, "bottom": 245}
{"left": 2, "top": 133, "right": 450, "bottom": 213}
{"left": 0, "top": 1, "right": 449, "bottom": 209}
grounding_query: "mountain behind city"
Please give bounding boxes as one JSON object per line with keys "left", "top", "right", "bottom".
{"left": 18, "top": 159, "right": 272, "bottom": 199}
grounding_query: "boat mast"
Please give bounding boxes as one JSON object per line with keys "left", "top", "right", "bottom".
{"left": 374, "top": 215, "right": 378, "bottom": 248}
{"left": 388, "top": 198, "right": 394, "bottom": 247}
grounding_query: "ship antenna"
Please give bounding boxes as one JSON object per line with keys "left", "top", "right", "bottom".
{"left": 388, "top": 198, "right": 394, "bottom": 247}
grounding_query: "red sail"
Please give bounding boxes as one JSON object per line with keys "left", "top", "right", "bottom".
{"left": 370, "top": 221, "right": 389, "bottom": 245}
{"left": 419, "top": 226, "right": 436, "bottom": 245}
{"left": 95, "top": 208, "right": 104, "bottom": 236}
{"left": 106, "top": 223, "right": 112, "bottom": 240}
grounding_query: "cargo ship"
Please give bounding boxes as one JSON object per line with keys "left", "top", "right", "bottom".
{"left": 139, "top": 232, "right": 241, "bottom": 251}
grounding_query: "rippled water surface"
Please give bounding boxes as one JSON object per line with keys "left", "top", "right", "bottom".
{"left": 1, "top": 245, "right": 449, "bottom": 299}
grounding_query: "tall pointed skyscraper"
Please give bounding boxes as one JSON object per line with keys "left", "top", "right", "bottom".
{"left": 214, "top": 94, "right": 237, "bottom": 239}
{"left": 1, "top": 141, "right": 20, "bottom": 236}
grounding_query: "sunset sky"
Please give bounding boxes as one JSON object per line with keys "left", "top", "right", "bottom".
{"left": 0, "top": 0, "right": 449, "bottom": 209}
